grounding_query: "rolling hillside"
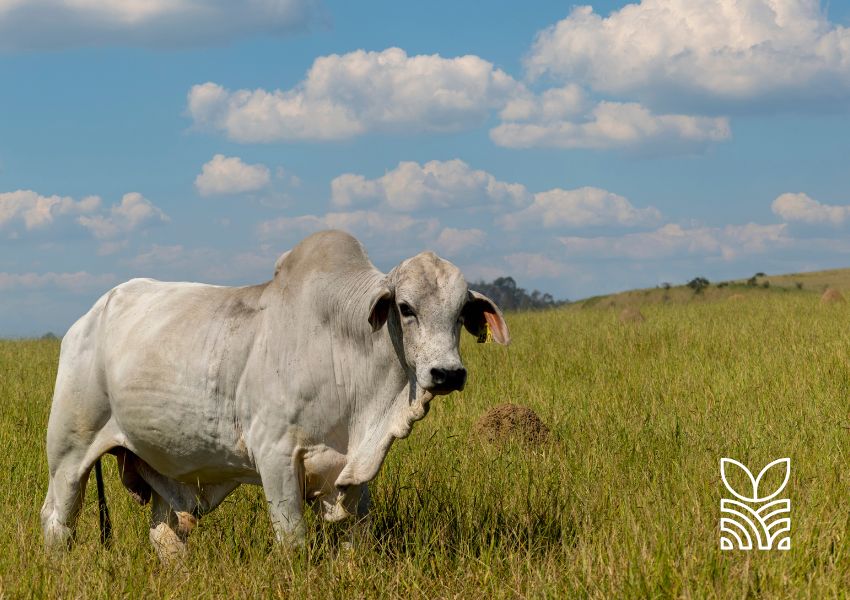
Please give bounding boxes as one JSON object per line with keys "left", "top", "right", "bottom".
{"left": 576, "top": 266, "right": 850, "bottom": 310}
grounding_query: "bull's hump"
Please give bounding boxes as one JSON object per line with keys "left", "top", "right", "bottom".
{"left": 278, "top": 230, "right": 374, "bottom": 279}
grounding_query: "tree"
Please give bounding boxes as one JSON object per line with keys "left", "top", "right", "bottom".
{"left": 687, "top": 277, "right": 710, "bottom": 294}
{"left": 469, "top": 276, "right": 566, "bottom": 311}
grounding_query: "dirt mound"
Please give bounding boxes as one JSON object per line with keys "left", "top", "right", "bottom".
{"left": 473, "top": 403, "right": 551, "bottom": 446}
{"left": 619, "top": 306, "right": 645, "bottom": 323}
{"left": 821, "top": 288, "right": 846, "bottom": 304}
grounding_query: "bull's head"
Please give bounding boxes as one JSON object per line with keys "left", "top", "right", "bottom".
{"left": 368, "top": 252, "right": 510, "bottom": 395}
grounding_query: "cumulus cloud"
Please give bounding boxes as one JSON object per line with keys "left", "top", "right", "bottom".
{"left": 1, "top": 189, "right": 168, "bottom": 252}
{"left": 0, "top": 190, "right": 100, "bottom": 232}
{"left": 258, "top": 210, "right": 439, "bottom": 242}
{"left": 78, "top": 192, "right": 169, "bottom": 239}
{"left": 130, "top": 244, "right": 190, "bottom": 270}
{"left": 0, "top": 271, "right": 115, "bottom": 293}
{"left": 771, "top": 192, "right": 850, "bottom": 225}
{"left": 526, "top": 0, "right": 850, "bottom": 109}
{"left": 0, "top": 0, "right": 318, "bottom": 51}
{"left": 128, "top": 243, "right": 282, "bottom": 283}
{"left": 195, "top": 154, "right": 271, "bottom": 197}
{"left": 331, "top": 159, "right": 529, "bottom": 211}
{"left": 499, "top": 187, "right": 661, "bottom": 230}
{"left": 435, "top": 227, "right": 486, "bottom": 256}
{"left": 491, "top": 98, "right": 730, "bottom": 150}
{"left": 504, "top": 253, "right": 570, "bottom": 279}
{"left": 188, "top": 48, "right": 523, "bottom": 142}
{"left": 499, "top": 84, "right": 588, "bottom": 122}
{"left": 560, "top": 222, "right": 789, "bottom": 260}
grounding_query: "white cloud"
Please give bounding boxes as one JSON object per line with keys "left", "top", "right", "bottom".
{"left": 771, "top": 192, "right": 850, "bottom": 225}
{"left": 258, "top": 210, "right": 439, "bottom": 242}
{"left": 78, "top": 192, "right": 168, "bottom": 239}
{"left": 131, "top": 244, "right": 188, "bottom": 270}
{"left": 1, "top": 189, "right": 168, "bottom": 250}
{"left": 559, "top": 222, "right": 789, "bottom": 260}
{"left": 97, "top": 240, "right": 129, "bottom": 256}
{"left": 257, "top": 215, "right": 324, "bottom": 238}
{"left": 195, "top": 154, "right": 271, "bottom": 197}
{"left": 499, "top": 84, "right": 589, "bottom": 122}
{"left": 0, "top": 271, "right": 115, "bottom": 293}
{"left": 330, "top": 174, "right": 378, "bottom": 208}
{"left": 331, "top": 159, "right": 529, "bottom": 211}
{"left": 526, "top": 1, "right": 850, "bottom": 109}
{"left": 462, "top": 263, "right": 514, "bottom": 284}
{"left": 491, "top": 99, "right": 730, "bottom": 150}
{"left": 129, "top": 243, "right": 278, "bottom": 283}
{"left": 435, "top": 227, "right": 486, "bottom": 256}
{"left": 500, "top": 187, "right": 661, "bottom": 230}
{"left": 0, "top": 189, "right": 99, "bottom": 231}
{"left": 275, "top": 166, "right": 301, "bottom": 188}
{"left": 0, "top": 0, "right": 318, "bottom": 51}
{"left": 504, "top": 253, "right": 570, "bottom": 279}
{"left": 188, "top": 48, "right": 523, "bottom": 142}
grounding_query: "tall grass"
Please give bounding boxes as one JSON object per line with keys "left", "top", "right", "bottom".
{"left": 2, "top": 292, "right": 850, "bottom": 597}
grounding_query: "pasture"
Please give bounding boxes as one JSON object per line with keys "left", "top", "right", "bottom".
{"left": 2, "top": 288, "right": 850, "bottom": 597}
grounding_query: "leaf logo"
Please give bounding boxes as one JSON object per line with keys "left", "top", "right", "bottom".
{"left": 720, "top": 458, "right": 790, "bottom": 502}
{"left": 719, "top": 458, "right": 791, "bottom": 551}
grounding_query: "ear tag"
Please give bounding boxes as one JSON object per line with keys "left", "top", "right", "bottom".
{"left": 477, "top": 322, "right": 492, "bottom": 344}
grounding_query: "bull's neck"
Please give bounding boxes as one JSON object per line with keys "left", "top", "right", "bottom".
{"left": 246, "top": 268, "right": 419, "bottom": 486}
{"left": 253, "top": 266, "right": 411, "bottom": 423}
{"left": 339, "top": 308, "right": 438, "bottom": 487}
{"left": 348, "top": 306, "right": 412, "bottom": 440}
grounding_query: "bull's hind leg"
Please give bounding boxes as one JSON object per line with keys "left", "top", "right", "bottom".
{"left": 41, "top": 317, "right": 116, "bottom": 553}
{"left": 146, "top": 475, "right": 238, "bottom": 562}
{"left": 41, "top": 453, "right": 92, "bottom": 551}
{"left": 40, "top": 421, "right": 119, "bottom": 552}
{"left": 149, "top": 492, "right": 188, "bottom": 563}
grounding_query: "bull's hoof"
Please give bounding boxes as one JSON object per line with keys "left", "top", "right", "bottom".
{"left": 43, "top": 520, "right": 74, "bottom": 555}
{"left": 149, "top": 523, "right": 187, "bottom": 563}
{"left": 274, "top": 526, "right": 307, "bottom": 549}
{"left": 175, "top": 511, "right": 198, "bottom": 538}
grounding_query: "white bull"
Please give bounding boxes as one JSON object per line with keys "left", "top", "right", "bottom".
{"left": 41, "top": 230, "right": 509, "bottom": 559}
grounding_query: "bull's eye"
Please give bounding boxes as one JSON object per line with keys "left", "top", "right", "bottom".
{"left": 398, "top": 302, "right": 416, "bottom": 319}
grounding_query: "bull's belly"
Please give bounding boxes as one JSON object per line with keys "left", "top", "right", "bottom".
{"left": 110, "top": 389, "right": 255, "bottom": 484}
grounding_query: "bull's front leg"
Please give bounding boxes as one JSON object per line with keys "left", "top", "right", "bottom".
{"left": 255, "top": 446, "right": 306, "bottom": 546}
{"left": 343, "top": 483, "right": 372, "bottom": 551}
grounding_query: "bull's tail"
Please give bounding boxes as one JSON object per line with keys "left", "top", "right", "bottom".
{"left": 94, "top": 458, "right": 112, "bottom": 545}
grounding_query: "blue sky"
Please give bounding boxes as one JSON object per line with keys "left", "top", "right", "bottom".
{"left": 2, "top": 0, "right": 850, "bottom": 336}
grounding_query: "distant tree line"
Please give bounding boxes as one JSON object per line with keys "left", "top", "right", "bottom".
{"left": 686, "top": 276, "right": 710, "bottom": 294}
{"left": 678, "top": 272, "right": 777, "bottom": 294}
{"left": 469, "top": 276, "right": 567, "bottom": 311}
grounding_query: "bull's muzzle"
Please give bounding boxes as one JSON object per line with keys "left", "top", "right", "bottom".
{"left": 429, "top": 367, "right": 467, "bottom": 393}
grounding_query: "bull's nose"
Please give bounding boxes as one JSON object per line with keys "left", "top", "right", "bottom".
{"left": 430, "top": 367, "right": 467, "bottom": 392}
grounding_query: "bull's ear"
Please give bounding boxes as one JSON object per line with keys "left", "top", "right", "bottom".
{"left": 368, "top": 287, "right": 394, "bottom": 332}
{"left": 462, "top": 290, "right": 510, "bottom": 345}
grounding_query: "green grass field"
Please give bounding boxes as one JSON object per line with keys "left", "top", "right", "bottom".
{"left": 3, "top": 285, "right": 850, "bottom": 598}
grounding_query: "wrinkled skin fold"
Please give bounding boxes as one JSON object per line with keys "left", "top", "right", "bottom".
{"left": 40, "top": 230, "right": 509, "bottom": 559}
